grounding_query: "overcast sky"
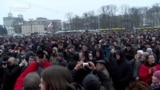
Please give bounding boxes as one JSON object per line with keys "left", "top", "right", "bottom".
{"left": 0, "top": 0, "right": 160, "bottom": 24}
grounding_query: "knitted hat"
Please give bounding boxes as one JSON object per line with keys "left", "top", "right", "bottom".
{"left": 147, "top": 48, "right": 152, "bottom": 52}
{"left": 153, "top": 70, "right": 160, "bottom": 80}
{"left": 137, "top": 50, "right": 143, "bottom": 55}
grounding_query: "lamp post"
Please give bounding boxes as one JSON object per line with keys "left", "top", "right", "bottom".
{"left": 29, "top": 19, "right": 33, "bottom": 35}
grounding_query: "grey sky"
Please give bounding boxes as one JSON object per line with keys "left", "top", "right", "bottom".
{"left": 0, "top": 0, "right": 160, "bottom": 24}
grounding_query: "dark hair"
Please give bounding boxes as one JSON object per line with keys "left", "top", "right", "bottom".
{"left": 36, "top": 50, "right": 44, "bottom": 59}
{"left": 41, "top": 65, "right": 75, "bottom": 90}
{"left": 146, "top": 54, "right": 156, "bottom": 60}
{"left": 126, "top": 81, "right": 151, "bottom": 90}
{"left": 23, "top": 72, "right": 40, "bottom": 90}
{"left": 83, "top": 74, "right": 100, "bottom": 90}
{"left": 115, "top": 50, "right": 125, "bottom": 60}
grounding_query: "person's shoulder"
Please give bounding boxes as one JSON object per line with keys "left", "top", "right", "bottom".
{"left": 139, "top": 64, "right": 148, "bottom": 69}
{"left": 43, "top": 60, "right": 51, "bottom": 68}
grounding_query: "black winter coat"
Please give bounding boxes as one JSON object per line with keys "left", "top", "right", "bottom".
{"left": 110, "top": 58, "right": 132, "bottom": 90}
{"left": 2, "top": 65, "right": 21, "bottom": 90}
{"left": 72, "top": 69, "right": 109, "bottom": 90}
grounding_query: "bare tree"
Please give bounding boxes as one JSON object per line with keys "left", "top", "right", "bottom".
{"left": 65, "top": 13, "right": 73, "bottom": 30}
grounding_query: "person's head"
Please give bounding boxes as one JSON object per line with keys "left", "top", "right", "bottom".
{"left": 28, "top": 56, "right": 36, "bottom": 65}
{"left": 96, "top": 50, "right": 100, "bottom": 57}
{"left": 57, "top": 53, "right": 64, "bottom": 60}
{"left": 147, "top": 54, "right": 156, "bottom": 65}
{"left": 126, "top": 44, "right": 131, "bottom": 51}
{"left": 79, "top": 52, "right": 85, "bottom": 61}
{"left": 8, "top": 57, "right": 17, "bottom": 66}
{"left": 68, "top": 45, "right": 75, "bottom": 52}
{"left": 58, "top": 43, "right": 64, "bottom": 49}
{"left": 52, "top": 47, "right": 58, "bottom": 54}
{"left": 146, "top": 48, "right": 153, "bottom": 54}
{"left": 115, "top": 51, "right": 124, "bottom": 61}
{"left": 126, "top": 81, "right": 151, "bottom": 90}
{"left": 82, "top": 45, "right": 88, "bottom": 52}
{"left": 95, "top": 60, "right": 106, "bottom": 70}
{"left": 137, "top": 50, "right": 143, "bottom": 58}
{"left": 95, "top": 49, "right": 104, "bottom": 58}
{"left": 83, "top": 74, "right": 100, "bottom": 90}
{"left": 141, "top": 52, "right": 149, "bottom": 61}
{"left": 23, "top": 72, "right": 40, "bottom": 90}
{"left": 88, "top": 53, "right": 93, "bottom": 60}
{"left": 152, "top": 70, "right": 160, "bottom": 83}
{"left": 36, "top": 50, "right": 45, "bottom": 63}
{"left": 39, "top": 65, "right": 75, "bottom": 90}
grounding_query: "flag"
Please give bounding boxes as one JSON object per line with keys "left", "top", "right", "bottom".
{"left": 48, "top": 22, "right": 53, "bottom": 29}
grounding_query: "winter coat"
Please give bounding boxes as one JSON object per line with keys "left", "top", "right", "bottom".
{"left": 72, "top": 69, "right": 109, "bottom": 90}
{"left": 123, "top": 49, "right": 134, "bottom": 61}
{"left": 139, "top": 64, "right": 160, "bottom": 84}
{"left": 130, "top": 59, "right": 142, "bottom": 80}
{"left": 102, "top": 69, "right": 115, "bottom": 90}
{"left": 14, "top": 60, "right": 51, "bottom": 90}
{"left": 110, "top": 58, "right": 132, "bottom": 90}
{"left": 2, "top": 65, "right": 21, "bottom": 90}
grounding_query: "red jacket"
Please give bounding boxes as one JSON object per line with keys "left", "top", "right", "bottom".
{"left": 139, "top": 64, "right": 160, "bottom": 84}
{"left": 14, "top": 60, "right": 51, "bottom": 90}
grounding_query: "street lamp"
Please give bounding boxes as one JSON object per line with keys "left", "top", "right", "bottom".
{"left": 29, "top": 19, "right": 33, "bottom": 34}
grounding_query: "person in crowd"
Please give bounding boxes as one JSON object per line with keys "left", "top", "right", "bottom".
{"left": 49, "top": 47, "right": 58, "bottom": 65}
{"left": 23, "top": 72, "right": 40, "bottom": 90}
{"left": 95, "top": 59, "right": 115, "bottom": 90}
{"left": 58, "top": 42, "right": 65, "bottom": 53}
{"left": 110, "top": 50, "right": 132, "bottom": 90}
{"left": 151, "top": 70, "right": 160, "bottom": 90}
{"left": 21, "top": 55, "right": 36, "bottom": 72}
{"left": 78, "top": 52, "right": 87, "bottom": 61}
{"left": 55, "top": 53, "right": 67, "bottom": 67}
{"left": 123, "top": 44, "right": 134, "bottom": 61}
{"left": 130, "top": 50, "right": 143, "bottom": 80}
{"left": 72, "top": 61, "right": 109, "bottom": 90}
{"left": 88, "top": 53, "right": 94, "bottom": 61}
{"left": 139, "top": 54, "right": 160, "bottom": 84}
{"left": 28, "top": 55, "right": 36, "bottom": 66}
{"left": 83, "top": 74, "right": 101, "bottom": 90}
{"left": 19, "top": 53, "right": 28, "bottom": 70}
{"left": 64, "top": 45, "right": 77, "bottom": 62}
{"left": 39, "top": 65, "right": 75, "bottom": 90}
{"left": 14, "top": 50, "right": 51, "bottom": 90}
{"left": 147, "top": 48, "right": 154, "bottom": 55}
{"left": 94, "top": 48, "right": 105, "bottom": 61}
{"left": 141, "top": 52, "right": 149, "bottom": 64}
{"left": 2, "top": 57, "right": 21, "bottom": 90}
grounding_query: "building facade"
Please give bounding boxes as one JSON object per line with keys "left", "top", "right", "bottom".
{"left": 3, "top": 13, "right": 24, "bottom": 34}
{"left": 3, "top": 13, "right": 61, "bottom": 35}
{"left": 22, "top": 24, "right": 45, "bottom": 35}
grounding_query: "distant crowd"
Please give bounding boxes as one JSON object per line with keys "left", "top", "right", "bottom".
{"left": 0, "top": 30, "right": 160, "bottom": 90}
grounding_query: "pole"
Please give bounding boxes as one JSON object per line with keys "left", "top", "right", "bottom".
{"left": 31, "top": 24, "right": 32, "bottom": 34}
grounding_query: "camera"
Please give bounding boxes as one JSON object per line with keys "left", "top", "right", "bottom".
{"left": 83, "top": 63, "right": 89, "bottom": 67}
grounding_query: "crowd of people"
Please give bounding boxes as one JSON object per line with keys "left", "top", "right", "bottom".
{"left": 0, "top": 30, "right": 160, "bottom": 90}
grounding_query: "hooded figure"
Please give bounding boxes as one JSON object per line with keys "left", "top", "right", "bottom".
{"left": 94, "top": 48, "right": 105, "bottom": 61}
{"left": 110, "top": 50, "right": 132, "bottom": 90}
{"left": 49, "top": 47, "right": 58, "bottom": 65}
